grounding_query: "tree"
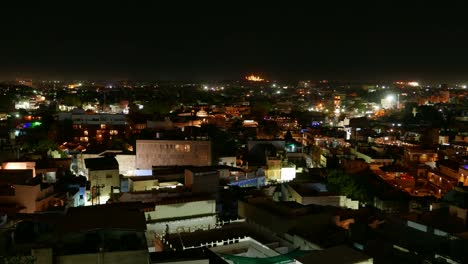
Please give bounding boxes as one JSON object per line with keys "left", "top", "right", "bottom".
{"left": 251, "top": 100, "right": 272, "bottom": 120}
{"left": 284, "top": 130, "right": 293, "bottom": 142}
{"left": 327, "top": 169, "right": 371, "bottom": 203}
{"left": 258, "top": 120, "right": 281, "bottom": 139}
{"left": 201, "top": 124, "right": 237, "bottom": 164}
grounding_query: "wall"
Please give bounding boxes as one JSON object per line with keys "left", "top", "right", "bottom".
{"left": 218, "top": 157, "right": 236, "bottom": 167}
{"left": 449, "top": 205, "right": 468, "bottom": 225}
{"left": 439, "top": 165, "right": 458, "bottom": 180}
{"left": 266, "top": 159, "right": 281, "bottom": 181}
{"left": 136, "top": 140, "right": 211, "bottom": 169}
{"left": 146, "top": 200, "right": 216, "bottom": 221}
{"left": 2, "top": 161, "right": 36, "bottom": 177}
{"left": 280, "top": 166, "right": 296, "bottom": 182}
{"left": 287, "top": 185, "right": 359, "bottom": 209}
{"left": 209, "top": 237, "right": 280, "bottom": 258}
{"left": 0, "top": 184, "right": 55, "bottom": 213}
{"left": 147, "top": 214, "right": 217, "bottom": 236}
{"left": 283, "top": 233, "right": 322, "bottom": 250}
{"left": 89, "top": 169, "right": 120, "bottom": 203}
{"left": 77, "top": 153, "right": 100, "bottom": 177}
{"left": 132, "top": 179, "right": 158, "bottom": 192}
{"left": 459, "top": 166, "right": 468, "bottom": 186}
{"left": 115, "top": 154, "right": 136, "bottom": 176}
{"left": 55, "top": 250, "right": 149, "bottom": 264}
{"left": 186, "top": 171, "right": 219, "bottom": 194}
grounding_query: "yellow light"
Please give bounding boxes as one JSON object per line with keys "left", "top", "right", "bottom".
{"left": 245, "top": 74, "right": 264, "bottom": 82}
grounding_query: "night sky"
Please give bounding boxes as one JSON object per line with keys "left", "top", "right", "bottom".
{"left": 2, "top": 1, "right": 468, "bottom": 81}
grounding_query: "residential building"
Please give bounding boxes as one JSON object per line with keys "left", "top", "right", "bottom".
{"left": 136, "top": 140, "right": 211, "bottom": 170}
{"left": 84, "top": 156, "right": 120, "bottom": 205}
{"left": 0, "top": 169, "right": 57, "bottom": 213}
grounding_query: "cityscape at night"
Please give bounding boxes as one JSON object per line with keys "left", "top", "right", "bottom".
{"left": 1, "top": 2, "right": 468, "bottom": 264}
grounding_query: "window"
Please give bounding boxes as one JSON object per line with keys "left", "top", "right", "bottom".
{"left": 175, "top": 144, "right": 190, "bottom": 152}
{"left": 100, "top": 124, "right": 106, "bottom": 129}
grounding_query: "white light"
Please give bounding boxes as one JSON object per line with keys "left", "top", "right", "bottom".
{"left": 462, "top": 85, "right": 467, "bottom": 89}
{"left": 276, "top": 90, "right": 281, "bottom": 94}
{"left": 203, "top": 86, "right": 208, "bottom": 90}
{"left": 386, "top": 95, "right": 395, "bottom": 101}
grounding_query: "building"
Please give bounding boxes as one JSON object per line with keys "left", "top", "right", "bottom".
{"left": 238, "top": 197, "right": 345, "bottom": 249}
{"left": 0, "top": 169, "right": 57, "bottom": 214}
{"left": 2, "top": 161, "right": 36, "bottom": 177}
{"left": 76, "top": 151, "right": 134, "bottom": 177}
{"left": 163, "top": 221, "right": 302, "bottom": 263}
{"left": 135, "top": 194, "right": 218, "bottom": 251}
{"left": 184, "top": 167, "right": 219, "bottom": 194}
{"left": 458, "top": 165, "right": 468, "bottom": 187}
{"left": 150, "top": 248, "right": 227, "bottom": 264}
{"left": 84, "top": 157, "right": 120, "bottom": 205}
{"left": 427, "top": 160, "right": 460, "bottom": 195}
{"left": 265, "top": 158, "right": 296, "bottom": 182}
{"left": 57, "top": 109, "right": 126, "bottom": 144}
{"left": 136, "top": 140, "right": 211, "bottom": 170}
{"left": 297, "top": 245, "right": 373, "bottom": 264}
{"left": 404, "top": 148, "right": 438, "bottom": 164}
{"left": 17, "top": 205, "right": 149, "bottom": 264}
{"left": 285, "top": 183, "right": 359, "bottom": 209}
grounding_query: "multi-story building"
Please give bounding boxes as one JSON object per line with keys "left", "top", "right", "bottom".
{"left": 84, "top": 157, "right": 120, "bottom": 205}
{"left": 135, "top": 140, "right": 211, "bottom": 170}
{"left": 457, "top": 164, "right": 468, "bottom": 187}
{"left": 184, "top": 167, "right": 219, "bottom": 194}
{"left": 404, "top": 148, "right": 438, "bottom": 164}
{"left": 58, "top": 109, "right": 126, "bottom": 143}
{"left": 0, "top": 169, "right": 57, "bottom": 213}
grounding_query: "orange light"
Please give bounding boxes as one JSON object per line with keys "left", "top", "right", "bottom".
{"left": 245, "top": 74, "right": 264, "bottom": 82}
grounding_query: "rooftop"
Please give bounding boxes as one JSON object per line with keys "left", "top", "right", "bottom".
{"left": 0, "top": 169, "right": 35, "bottom": 185}
{"left": 165, "top": 222, "right": 274, "bottom": 251}
{"left": 84, "top": 157, "right": 119, "bottom": 170}
{"left": 296, "top": 245, "right": 372, "bottom": 264}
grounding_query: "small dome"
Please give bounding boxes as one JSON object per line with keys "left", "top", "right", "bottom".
{"left": 196, "top": 109, "right": 208, "bottom": 117}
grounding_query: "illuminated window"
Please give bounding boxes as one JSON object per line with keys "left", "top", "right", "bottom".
{"left": 175, "top": 144, "right": 190, "bottom": 152}
{"left": 100, "top": 124, "right": 106, "bottom": 129}
{"left": 80, "top": 137, "right": 88, "bottom": 142}
{"left": 110, "top": 130, "right": 118, "bottom": 135}
{"left": 83, "top": 130, "right": 88, "bottom": 136}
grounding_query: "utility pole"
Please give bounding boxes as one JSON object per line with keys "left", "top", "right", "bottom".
{"left": 95, "top": 184, "right": 105, "bottom": 205}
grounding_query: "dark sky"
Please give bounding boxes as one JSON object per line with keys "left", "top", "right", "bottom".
{"left": 2, "top": 1, "right": 468, "bottom": 81}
